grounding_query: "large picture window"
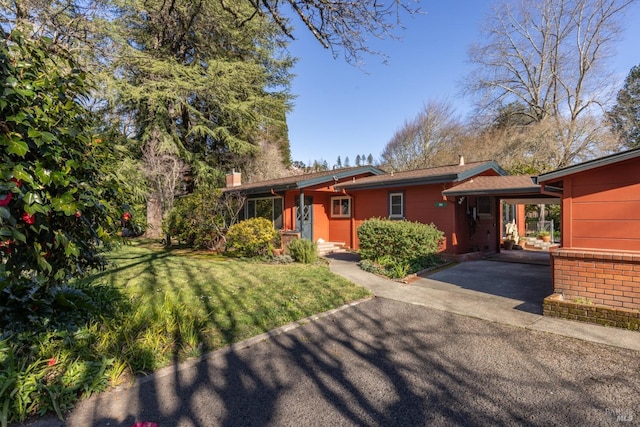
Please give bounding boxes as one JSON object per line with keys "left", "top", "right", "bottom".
{"left": 331, "top": 196, "right": 351, "bottom": 218}
{"left": 246, "top": 197, "right": 283, "bottom": 229}
{"left": 389, "top": 192, "right": 404, "bottom": 218}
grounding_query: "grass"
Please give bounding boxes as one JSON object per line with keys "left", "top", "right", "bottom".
{"left": 99, "top": 240, "right": 370, "bottom": 366}
{"left": 0, "top": 239, "right": 370, "bottom": 424}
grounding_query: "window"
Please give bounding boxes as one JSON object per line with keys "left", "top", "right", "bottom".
{"left": 331, "top": 196, "right": 351, "bottom": 218}
{"left": 477, "top": 196, "right": 492, "bottom": 217}
{"left": 389, "top": 192, "right": 404, "bottom": 218}
{"left": 246, "top": 197, "right": 283, "bottom": 229}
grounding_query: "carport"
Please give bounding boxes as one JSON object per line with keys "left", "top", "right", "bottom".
{"left": 441, "top": 175, "right": 560, "bottom": 255}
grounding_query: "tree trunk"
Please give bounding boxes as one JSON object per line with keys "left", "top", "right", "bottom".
{"left": 145, "top": 195, "right": 163, "bottom": 238}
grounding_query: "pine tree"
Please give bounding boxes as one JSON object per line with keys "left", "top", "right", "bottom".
{"left": 113, "top": 0, "right": 293, "bottom": 236}
{"left": 608, "top": 64, "right": 640, "bottom": 149}
{"left": 367, "top": 153, "right": 374, "bottom": 165}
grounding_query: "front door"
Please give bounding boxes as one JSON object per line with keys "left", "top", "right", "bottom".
{"left": 295, "top": 196, "right": 313, "bottom": 241}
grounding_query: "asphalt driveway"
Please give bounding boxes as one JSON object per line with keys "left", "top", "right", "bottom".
{"left": 44, "top": 298, "right": 639, "bottom": 426}
{"left": 425, "top": 259, "right": 553, "bottom": 314}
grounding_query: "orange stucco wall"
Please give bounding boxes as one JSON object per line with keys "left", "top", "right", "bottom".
{"left": 341, "top": 185, "right": 499, "bottom": 254}
{"left": 279, "top": 172, "right": 376, "bottom": 243}
{"left": 562, "top": 158, "right": 640, "bottom": 252}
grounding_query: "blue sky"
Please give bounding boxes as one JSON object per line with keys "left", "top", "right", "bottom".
{"left": 284, "top": 1, "right": 640, "bottom": 167}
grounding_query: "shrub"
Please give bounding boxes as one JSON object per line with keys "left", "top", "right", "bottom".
{"left": 163, "top": 190, "right": 244, "bottom": 250}
{"left": 225, "top": 217, "right": 277, "bottom": 257}
{"left": 286, "top": 238, "right": 318, "bottom": 264}
{"left": 357, "top": 218, "right": 444, "bottom": 276}
{"left": 0, "top": 31, "right": 119, "bottom": 332}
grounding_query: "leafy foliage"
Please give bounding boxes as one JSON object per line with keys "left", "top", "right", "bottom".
{"left": 285, "top": 238, "right": 318, "bottom": 264}
{"left": 0, "top": 31, "right": 118, "bottom": 332}
{"left": 225, "top": 217, "right": 277, "bottom": 257}
{"left": 111, "top": 0, "right": 294, "bottom": 236}
{"left": 357, "top": 218, "right": 444, "bottom": 277}
{"left": 162, "top": 190, "right": 244, "bottom": 250}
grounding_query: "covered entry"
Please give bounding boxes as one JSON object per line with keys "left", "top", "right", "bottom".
{"left": 441, "top": 175, "right": 560, "bottom": 255}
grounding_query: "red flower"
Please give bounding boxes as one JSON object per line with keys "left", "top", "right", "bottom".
{"left": 10, "top": 178, "right": 22, "bottom": 188}
{"left": 75, "top": 211, "right": 82, "bottom": 218}
{"left": 22, "top": 212, "right": 35, "bottom": 225}
{"left": 0, "top": 192, "right": 12, "bottom": 206}
{"left": 47, "top": 357, "right": 57, "bottom": 366}
{"left": 123, "top": 212, "right": 132, "bottom": 221}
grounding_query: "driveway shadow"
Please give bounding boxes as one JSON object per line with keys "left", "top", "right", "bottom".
{"left": 424, "top": 260, "right": 553, "bottom": 314}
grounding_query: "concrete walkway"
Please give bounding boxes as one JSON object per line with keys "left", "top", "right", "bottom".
{"left": 327, "top": 253, "right": 640, "bottom": 352}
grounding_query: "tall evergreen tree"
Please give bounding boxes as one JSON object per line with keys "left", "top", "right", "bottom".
{"left": 608, "top": 64, "right": 640, "bottom": 149}
{"left": 111, "top": 0, "right": 294, "bottom": 236}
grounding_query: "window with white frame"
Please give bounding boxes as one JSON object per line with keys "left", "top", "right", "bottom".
{"left": 331, "top": 196, "right": 351, "bottom": 218}
{"left": 389, "top": 192, "right": 404, "bottom": 218}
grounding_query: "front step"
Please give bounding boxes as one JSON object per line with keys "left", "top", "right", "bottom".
{"left": 523, "top": 236, "right": 559, "bottom": 251}
{"left": 317, "top": 241, "right": 347, "bottom": 256}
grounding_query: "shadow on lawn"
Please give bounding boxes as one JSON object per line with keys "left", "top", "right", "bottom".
{"left": 51, "top": 242, "right": 636, "bottom": 426}
{"left": 60, "top": 292, "right": 638, "bottom": 426}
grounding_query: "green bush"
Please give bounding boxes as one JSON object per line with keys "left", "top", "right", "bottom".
{"left": 286, "top": 238, "right": 318, "bottom": 264}
{"left": 357, "top": 218, "right": 444, "bottom": 275}
{"left": 163, "top": 190, "right": 244, "bottom": 250}
{"left": 0, "top": 31, "right": 120, "bottom": 333}
{"left": 225, "top": 217, "right": 277, "bottom": 257}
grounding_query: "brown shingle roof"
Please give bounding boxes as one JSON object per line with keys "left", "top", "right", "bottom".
{"left": 222, "top": 166, "right": 384, "bottom": 193}
{"left": 336, "top": 161, "right": 505, "bottom": 190}
{"left": 442, "top": 175, "right": 539, "bottom": 196}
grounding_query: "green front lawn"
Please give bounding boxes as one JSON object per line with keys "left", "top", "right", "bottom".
{"left": 1, "top": 240, "right": 370, "bottom": 424}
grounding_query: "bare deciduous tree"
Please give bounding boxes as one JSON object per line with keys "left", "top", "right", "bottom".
{"left": 381, "top": 101, "right": 466, "bottom": 171}
{"left": 220, "top": 0, "right": 421, "bottom": 65}
{"left": 142, "top": 134, "right": 189, "bottom": 238}
{"left": 244, "top": 139, "right": 291, "bottom": 182}
{"left": 465, "top": 0, "right": 635, "bottom": 167}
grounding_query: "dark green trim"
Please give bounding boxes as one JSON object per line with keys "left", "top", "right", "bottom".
{"left": 237, "top": 166, "right": 384, "bottom": 195}
{"left": 537, "top": 147, "right": 640, "bottom": 184}
{"left": 339, "top": 162, "right": 507, "bottom": 191}
{"left": 442, "top": 186, "right": 541, "bottom": 197}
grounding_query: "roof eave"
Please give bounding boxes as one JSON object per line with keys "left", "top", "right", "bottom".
{"left": 456, "top": 161, "right": 508, "bottom": 181}
{"left": 337, "top": 174, "right": 458, "bottom": 191}
{"left": 442, "top": 187, "right": 541, "bottom": 197}
{"left": 225, "top": 166, "right": 385, "bottom": 195}
{"left": 537, "top": 147, "right": 640, "bottom": 183}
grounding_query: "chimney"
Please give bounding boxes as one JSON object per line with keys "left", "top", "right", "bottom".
{"left": 226, "top": 170, "right": 242, "bottom": 187}
{"left": 458, "top": 155, "right": 465, "bottom": 166}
